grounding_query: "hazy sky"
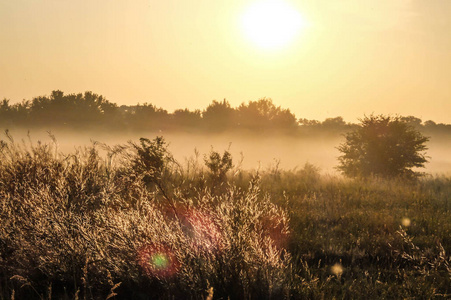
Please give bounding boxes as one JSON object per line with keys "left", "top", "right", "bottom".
{"left": 1, "top": 0, "right": 450, "bottom": 123}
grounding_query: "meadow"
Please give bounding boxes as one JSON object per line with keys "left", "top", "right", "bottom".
{"left": 0, "top": 134, "right": 450, "bottom": 299}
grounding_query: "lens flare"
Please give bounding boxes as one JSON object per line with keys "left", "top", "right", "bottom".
{"left": 137, "top": 243, "right": 180, "bottom": 278}
{"left": 151, "top": 253, "right": 169, "bottom": 269}
{"left": 163, "top": 205, "right": 223, "bottom": 253}
{"left": 331, "top": 263, "right": 344, "bottom": 277}
{"left": 182, "top": 209, "right": 223, "bottom": 252}
{"left": 401, "top": 217, "right": 411, "bottom": 227}
{"left": 261, "top": 214, "right": 290, "bottom": 249}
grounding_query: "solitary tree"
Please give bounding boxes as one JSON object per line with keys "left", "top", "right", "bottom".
{"left": 337, "top": 115, "right": 429, "bottom": 178}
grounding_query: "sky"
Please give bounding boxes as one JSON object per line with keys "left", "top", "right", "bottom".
{"left": 1, "top": 0, "right": 450, "bottom": 123}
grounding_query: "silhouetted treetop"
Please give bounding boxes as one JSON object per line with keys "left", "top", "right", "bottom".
{"left": 237, "top": 98, "right": 297, "bottom": 131}
{"left": 202, "top": 99, "right": 236, "bottom": 131}
{"left": 172, "top": 108, "right": 202, "bottom": 129}
{"left": 1, "top": 90, "right": 450, "bottom": 135}
{"left": 26, "top": 90, "right": 118, "bottom": 128}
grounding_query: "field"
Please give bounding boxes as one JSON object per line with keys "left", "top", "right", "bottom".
{"left": 0, "top": 135, "right": 450, "bottom": 299}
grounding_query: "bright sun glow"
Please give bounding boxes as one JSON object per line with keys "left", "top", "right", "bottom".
{"left": 241, "top": 0, "right": 307, "bottom": 50}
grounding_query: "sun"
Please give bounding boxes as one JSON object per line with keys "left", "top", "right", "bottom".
{"left": 241, "top": 0, "right": 307, "bottom": 51}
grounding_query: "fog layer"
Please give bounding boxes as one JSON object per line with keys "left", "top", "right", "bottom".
{"left": 3, "top": 129, "right": 449, "bottom": 175}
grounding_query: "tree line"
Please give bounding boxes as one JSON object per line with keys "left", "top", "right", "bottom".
{"left": 1, "top": 90, "right": 450, "bottom": 134}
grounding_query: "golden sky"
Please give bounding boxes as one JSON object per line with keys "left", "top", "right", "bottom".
{"left": 1, "top": 0, "right": 450, "bottom": 123}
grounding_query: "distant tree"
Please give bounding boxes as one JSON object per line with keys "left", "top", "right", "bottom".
{"left": 423, "top": 120, "right": 437, "bottom": 128}
{"left": 202, "top": 99, "right": 236, "bottom": 131}
{"left": 422, "top": 120, "right": 451, "bottom": 134}
{"left": 321, "top": 117, "right": 347, "bottom": 128}
{"left": 337, "top": 115, "right": 429, "bottom": 178}
{"left": 298, "top": 118, "right": 320, "bottom": 126}
{"left": 2, "top": 100, "right": 31, "bottom": 126}
{"left": 237, "top": 98, "right": 297, "bottom": 131}
{"left": 172, "top": 108, "right": 202, "bottom": 129}
{"left": 0, "top": 99, "right": 10, "bottom": 112}
{"left": 0, "top": 99, "right": 11, "bottom": 126}
{"left": 0, "top": 99, "right": 28, "bottom": 127}
{"left": 28, "top": 90, "right": 118, "bottom": 128}
{"left": 400, "top": 116, "right": 422, "bottom": 128}
{"left": 130, "top": 103, "right": 169, "bottom": 130}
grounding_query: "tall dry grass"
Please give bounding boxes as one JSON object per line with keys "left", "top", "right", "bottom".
{"left": 0, "top": 134, "right": 292, "bottom": 299}
{"left": 0, "top": 134, "right": 449, "bottom": 299}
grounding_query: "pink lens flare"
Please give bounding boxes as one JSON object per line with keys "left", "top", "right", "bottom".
{"left": 163, "top": 204, "right": 224, "bottom": 253}
{"left": 137, "top": 243, "right": 180, "bottom": 278}
{"left": 181, "top": 209, "right": 223, "bottom": 252}
{"left": 261, "top": 214, "right": 290, "bottom": 249}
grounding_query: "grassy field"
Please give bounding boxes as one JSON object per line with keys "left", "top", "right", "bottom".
{"left": 0, "top": 135, "right": 450, "bottom": 299}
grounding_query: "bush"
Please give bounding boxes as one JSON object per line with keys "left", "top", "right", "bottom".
{"left": 337, "top": 115, "right": 429, "bottom": 178}
{"left": 204, "top": 149, "right": 233, "bottom": 185}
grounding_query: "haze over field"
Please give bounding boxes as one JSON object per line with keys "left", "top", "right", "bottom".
{"left": 4, "top": 128, "right": 450, "bottom": 175}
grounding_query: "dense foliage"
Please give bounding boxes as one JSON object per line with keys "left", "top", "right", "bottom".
{"left": 337, "top": 115, "right": 430, "bottom": 178}
{"left": 2, "top": 90, "right": 451, "bottom": 134}
{"left": 0, "top": 135, "right": 449, "bottom": 299}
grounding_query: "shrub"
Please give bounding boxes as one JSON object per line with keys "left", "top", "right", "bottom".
{"left": 128, "top": 136, "right": 175, "bottom": 186}
{"left": 204, "top": 149, "right": 233, "bottom": 185}
{"left": 337, "top": 115, "right": 429, "bottom": 178}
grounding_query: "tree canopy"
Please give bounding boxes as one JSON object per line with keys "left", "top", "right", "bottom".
{"left": 1, "top": 90, "right": 450, "bottom": 136}
{"left": 337, "top": 115, "right": 429, "bottom": 178}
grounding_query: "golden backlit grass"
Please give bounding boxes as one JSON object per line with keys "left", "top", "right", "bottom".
{"left": 0, "top": 136, "right": 449, "bottom": 299}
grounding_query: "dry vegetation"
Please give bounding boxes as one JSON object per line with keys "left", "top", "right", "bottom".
{"left": 0, "top": 134, "right": 450, "bottom": 299}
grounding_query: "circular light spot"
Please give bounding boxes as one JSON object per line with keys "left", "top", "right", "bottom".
{"left": 241, "top": 0, "right": 307, "bottom": 50}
